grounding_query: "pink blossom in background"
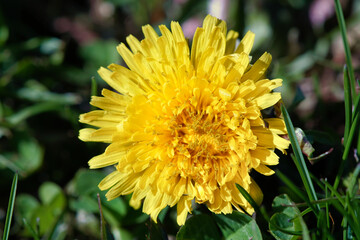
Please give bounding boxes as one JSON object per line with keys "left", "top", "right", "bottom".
{"left": 181, "top": 17, "right": 202, "bottom": 39}
{"left": 208, "top": 0, "right": 229, "bottom": 20}
{"left": 309, "top": 0, "right": 335, "bottom": 26}
{"left": 54, "top": 17, "right": 98, "bottom": 45}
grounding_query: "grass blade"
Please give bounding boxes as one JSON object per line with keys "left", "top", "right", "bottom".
{"left": 235, "top": 184, "right": 263, "bottom": 217}
{"left": 97, "top": 193, "right": 108, "bottom": 240}
{"left": 276, "top": 170, "right": 318, "bottom": 216}
{"left": 343, "top": 65, "right": 352, "bottom": 146}
{"left": 281, "top": 105, "right": 320, "bottom": 212}
{"left": 342, "top": 112, "right": 360, "bottom": 161}
{"left": 334, "top": 0, "right": 356, "bottom": 102}
{"left": 352, "top": 91, "right": 360, "bottom": 122}
{"left": 2, "top": 172, "right": 19, "bottom": 240}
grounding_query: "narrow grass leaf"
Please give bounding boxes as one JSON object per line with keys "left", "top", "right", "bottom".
{"left": 275, "top": 170, "right": 318, "bottom": 216}
{"left": 321, "top": 179, "right": 345, "bottom": 206}
{"left": 235, "top": 184, "right": 263, "bottom": 218}
{"left": 343, "top": 65, "right": 352, "bottom": 146}
{"left": 334, "top": 0, "right": 356, "bottom": 102}
{"left": 325, "top": 180, "right": 330, "bottom": 229}
{"left": 281, "top": 105, "right": 320, "bottom": 212}
{"left": 347, "top": 163, "right": 360, "bottom": 197}
{"left": 97, "top": 193, "right": 108, "bottom": 240}
{"left": 343, "top": 112, "right": 360, "bottom": 161}
{"left": 2, "top": 172, "right": 18, "bottom": 240}
{"left": 352, "top": 93, "right": 360, "bottom": 122}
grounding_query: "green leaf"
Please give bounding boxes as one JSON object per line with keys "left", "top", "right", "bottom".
{"left": 79, "top": 40, "right": 120, "bottom": 70}
{"left": 214, "top": 211, "right": 262, "bottom": 240}
{"left": 0, "top": 12, "right": 9, "bottom": 46}
{"left": 74, "top": 169, "right": 106, "bottom": 196}
{"left": 101, "top": 195, "right": 127, "bottom": 219}
{"left": 73, "top": 169, "right": 127, "bottom": 224}
{"left": 30, "top": 205, "right": 56, "bottom": 235}
{"left": 16, "top": 139, "right": 43, "bottom": 175}
{"left": 6, "top": 102, "right": 67, "bottom": 126}
{"left": 148, "top": 220, "right": 168, "bottom": 240}
{"left": 22, "top": 218, "right": 40, "bottom": 240}
{"left": 116, "top": 228, "right": 133, "bottom": 240}
{"left": 269, "top": 194, "right": 303, "bottom": 240}
{"left": 177, "top": 214, "right": 221, "bottom": 240}
{"left": 30, "top": 188, "right": 66, "bottom": 236}
{"left": 17, "top": 80, "right": 80, "bottom": 104}
{"left": 16, "top": 194, "right": 40, "bottom": 220}
{"left": 70, "top": 195, "right": 99, "bottom": 213}
{"left": 39, "top": 182, "right": 63, "bottom": 205}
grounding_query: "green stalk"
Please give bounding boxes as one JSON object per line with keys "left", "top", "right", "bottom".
{"left": 281, "top": 105, "right": 320, "bottom": 212}
{"left": 343, "top": 65, "right": 352, "bottom": 146}
{"left": 352, "top": 93, "right": 360, "bottom": 122}
{"left": 332, "top": 66, "right": 355, "bottom": 192}
{"left": 354, "top": 94, "right": 360, "bottom": 159}
{"left": 2, "top": 172, "right": 18, "bottom": 240}
{"left": 334, "top": 0, "right": 356, "bottom": 103}
{"left": 276, "top": 170, "right": 319, "bottom": 216}
{"left": 236, "top": 184, "right": 265, "bottom": 219}
{"left": 325, "top": 182, "right": 330, "bottom": 229}
{"left": 342, "top": 112, "right": 360, "bottom": 161}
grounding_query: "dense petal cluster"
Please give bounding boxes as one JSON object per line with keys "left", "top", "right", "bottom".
{"left": 79, "top": 15, "right": 289, "bottom": 225}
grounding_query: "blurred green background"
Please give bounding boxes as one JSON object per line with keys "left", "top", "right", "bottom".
{"left": 0, "top": 0, "right": 359, "bottom": 239}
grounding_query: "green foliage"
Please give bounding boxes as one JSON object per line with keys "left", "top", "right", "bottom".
{"left": 214, "top": 212, "right": 262, "bottom": 240}
{"left": 177, "top": 214, "right": 221, "bottom": 240}
{"left": 269, "top": 194, "right": 308, "bottom": 240}
{"left": 16, "top": 181, "right": 66, "bottom": 237}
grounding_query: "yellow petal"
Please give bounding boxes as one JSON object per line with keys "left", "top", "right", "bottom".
{"left": 98, "top": 170, "right": 122, "bottom": 190}
{"left": 242, "top": 52, "right": 272, "bottom": 82}
{"left": 177, "top": 196, "right": 192, "bottom": 225}
{"left": 249, "top": 179, "right": 263, "bottom": 206}
{"left": 251, "top": 148, "right": 279, "bottom": 166}
{"left": 171, "top": 21, "right": 186, "bottom": 43}
{"left": 79, "top": 127, "right": 115, "bottom": 143}
{"left": 254, "top": 92, "right": 281, "bottom": 110}
{"left": 79, "top": 110, "right": 125, "bottom": 128}
{"left": 88, "top": 151, "right": 125, "bottom": 169}
{"left": 254, "top": 164, "right": 275, "bottom": 176}
{"left": 225, "top": 30, "right": 239, "bottom": 54}
{"left": 126, "top": 34, "right": 142, "bottom": 53}
{"left": 266, "top": 118, "right": 287, "bottom": 135}
{"left": 235, "top": 31, "right": 255, "bottom": 55}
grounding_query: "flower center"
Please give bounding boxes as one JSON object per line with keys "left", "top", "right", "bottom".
{"left": 162, "top": 102, "right": 234, "bottom": 181}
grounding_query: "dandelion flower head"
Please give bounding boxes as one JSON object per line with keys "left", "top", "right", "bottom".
{"left": 79, "top": 15, "right": 290, "bottom": 225}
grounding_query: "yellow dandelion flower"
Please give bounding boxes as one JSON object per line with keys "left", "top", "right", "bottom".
{"left": 79, "top": 15, "right": 290, "bottom": 225}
